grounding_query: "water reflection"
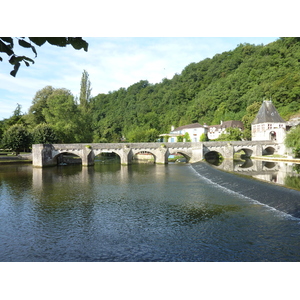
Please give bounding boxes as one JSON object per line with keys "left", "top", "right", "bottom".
{"left": 2, "top": 161, "right": 300, "bottom": 261}
{"left": 213, "top": 158, "right": 300, "bottom": 190}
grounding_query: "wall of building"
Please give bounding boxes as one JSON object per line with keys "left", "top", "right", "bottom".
{"left": 251, "top": 123, "right": 286, "bottom": 143}
{"left": 169, "top": 127, "right": 207, "bottom": 142}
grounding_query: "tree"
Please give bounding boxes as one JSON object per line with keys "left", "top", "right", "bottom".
{"left": 241, "top": 102, "right": 261, "bottom": 140}
{"left": 126, "top": 128, "right": 159, "bottom": 142}
{"left": 78, "top": 70, "right": 93, "bottom": 142}
{"left": 1, "top": 124, "right": 31, "bottom": 154}
{"left": 31, "top": 124, "right": 58, "bottom": 144}
{"left": 200, "top": 133, "right": 209, "bottom": 141}
{"left": 0, "top": 37, "right": 88, "bottom": 77}
{"left": 42, "top": 88, "right": 81, "bottom": 143}
{"left": 79, "top": 70, "right": 92, "bottom": 111}
{"left": 2, "top": 103, "right": 25, "bottom": 130}
{"left": 25, "top": 86, "right": 55, "bottom": 127}
{"left": 183, "top": 132, "right": 191, "bottom": 142}
{"left": 285, "top": 125, "right": 300, "bottom": 157}
{"left": 215, "top": 127, "right": 243, "bottom": 141}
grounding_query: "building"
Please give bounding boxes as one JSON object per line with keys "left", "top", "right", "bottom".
{"left": 207, "top": 120, "right": 244, "bottom": 140}
{"left": 160, "top": 123, "right": 208, "bottom": 142}
{"left": 251, "top": 100, "right": 286, "bottom": 143}
{"left": 160, "top": 120, "right": 244, "bottom": 142}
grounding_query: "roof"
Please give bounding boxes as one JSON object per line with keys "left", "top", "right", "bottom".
{"left": 209, "top": 120, "right": 244, "bottom": 130}
{"left": 172, "top": 123, "right": 203, "bottom": 132}
{"left": 159, "top": 133, "right": 182, "bottom": 137}
{"left": 252, "top": 100, "right": 286, "bottom": 124}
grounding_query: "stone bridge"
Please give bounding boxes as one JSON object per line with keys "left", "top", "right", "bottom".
{"left": 32, "top": 141, "right": 283, "bottom": 167}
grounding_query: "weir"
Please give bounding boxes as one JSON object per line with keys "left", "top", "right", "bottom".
{"left": 32, "top": 141, "right": 282, "bottom": 167}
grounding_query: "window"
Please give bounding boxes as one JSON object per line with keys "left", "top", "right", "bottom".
{"left": 268, "top": 124, "right": 272, "bottom": 129}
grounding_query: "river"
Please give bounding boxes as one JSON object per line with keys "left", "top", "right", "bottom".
{"left": 0, "top": 159, "right": 300, "bottom": 262}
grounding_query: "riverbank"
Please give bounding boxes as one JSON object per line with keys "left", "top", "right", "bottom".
{"left": 0, "top": 153, "right": 32, "bottom": 164}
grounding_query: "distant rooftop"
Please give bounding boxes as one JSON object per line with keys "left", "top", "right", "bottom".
{"left": 252, "top": 100, "right": 286, "bottom": 124}
{"left": 209, "top": 120, "right": 244, "bottom": 130}
{"left": 171, "top": 123, "right": 204, "bottom": 132}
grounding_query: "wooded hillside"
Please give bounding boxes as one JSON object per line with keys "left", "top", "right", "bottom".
{"left": 91, "top": 37, "right": 300, "bottom": 142}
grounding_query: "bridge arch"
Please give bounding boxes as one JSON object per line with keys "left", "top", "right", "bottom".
{"left": 94, "top": 151, "right": 121, "bottom": 163}
{"left": 132, "top": 150, "right": 156, "bottom": 163}
{"left": 263, "top": 146, "right": 275, "bottom": 155}
{"left": 204, "top": 150, "right": 224, "bottom": 165}
{"left": 53, "top": 151, "right": 83, "bottom": 165}
{"left": 234, "top": 148, "right": 253, "bottom": 158}
{"left": 92, "top": 148, "right": 125, "bottom": 164}
{"left": 168, "top": 150, "right": 191, "bottom": 163}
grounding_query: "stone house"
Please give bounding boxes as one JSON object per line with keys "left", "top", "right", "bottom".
{"left": 160, "top": 123, "right": 208, "bottom": 142}
{"left": 207, "top": 120, "right": 244, "bottom": 140}
{"left": 160, "top": 120, "right": 244, "bottom": 142}
{"left": 251, "top": 100, "right": 286, "bottom": 143}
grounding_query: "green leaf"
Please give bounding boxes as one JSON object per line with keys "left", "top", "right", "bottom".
{"left": 0, "top": 40, "right": 14, "bottom": 56}
{"left": 19, "top": 38, "right": 37, "bottom": 57}
{"left": 18, "top": 39, "right": 31, "bottom": 48}
{"left": 9, "top": 55, "right": 34, "bottom": 66}
{"left": 29, "top": 37, "right": 47, "bottom": 46}
{"left": 46, "top": 37, "right": 68, "bottom": 47}
{"left": 31, "top": 45, "right": 37, "bottom": 57}
{"left": 0, "top": 37, "right": 13, "bottom": 47}
{"left": 68, "top": 37, "right": 88, "bottom": 51}
{"left": 22, "top": 56, "right": 35, "bottom": 64}
{"left": 10, "top": 62, "right": 20, "bottom": 77}
{"left": 9, "top": 55, "right": 17, "bottom": 64}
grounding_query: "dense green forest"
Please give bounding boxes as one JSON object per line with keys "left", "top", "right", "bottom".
{"left": 2, "top": 37, "right": 300, "bottom": 151}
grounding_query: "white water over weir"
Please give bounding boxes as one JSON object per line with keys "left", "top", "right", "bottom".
{"left": 32, "top": 141, "right": 283, "bottom": 167}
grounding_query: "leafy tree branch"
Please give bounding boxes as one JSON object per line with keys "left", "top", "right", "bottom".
{"left": 0, "top": 37, "right": 88, "bottom": 77}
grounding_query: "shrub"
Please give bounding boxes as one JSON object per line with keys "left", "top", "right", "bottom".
{"left": 285, "top": 125, "right": 300, "bottom": 157}
{"left": 31, "top": 123, "right": 58, "bottom": 144}
{"left": 1, "top": 124, "right": 31, "bottom": 154}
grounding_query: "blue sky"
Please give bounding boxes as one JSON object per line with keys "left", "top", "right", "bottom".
{"left": 0, "top": 37, "right": 278, "bottom": 120}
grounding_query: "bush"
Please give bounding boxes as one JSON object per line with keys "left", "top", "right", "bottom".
{"left": 285, "top": 125, "right": 300, "bottom": 157}
{"left": 31, "top": 123, "right": 58, "bottom": 144}
{"left": 200, "top": 133, "right": 209, "bottom": 142}
{"left": 215, "top": 127, "right": 243, "bottom": 141}
{"left": 183, "top": 132, "right": 191, "bottom": 142}
{"left": 1, "top": 124, "right": 32, "bottom": 154}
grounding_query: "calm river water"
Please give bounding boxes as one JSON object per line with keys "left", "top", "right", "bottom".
{"left": 1, "top": 159, "right": 300, "bottom": 262}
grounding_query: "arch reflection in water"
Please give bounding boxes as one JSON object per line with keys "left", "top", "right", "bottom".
{"left": 204, "top": 151, "right": 223, "bottom": 166}
{"left": 212, "top": 158, "right": 300, "bottom": 190}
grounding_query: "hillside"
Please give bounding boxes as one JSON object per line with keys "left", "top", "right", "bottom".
{"left": 91, "top": 37, "right": 300, "bottom": 142}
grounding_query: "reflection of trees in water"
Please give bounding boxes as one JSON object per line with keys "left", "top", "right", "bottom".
{"left": 171, "top": 203, "right": 241, "bottom": 225}
{"left": 293, "top": 164, "right": 300, "bottom": 174}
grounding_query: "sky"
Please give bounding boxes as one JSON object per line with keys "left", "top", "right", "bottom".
{"left": 0, "top": 37, "right": 279, "bottom": 120}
